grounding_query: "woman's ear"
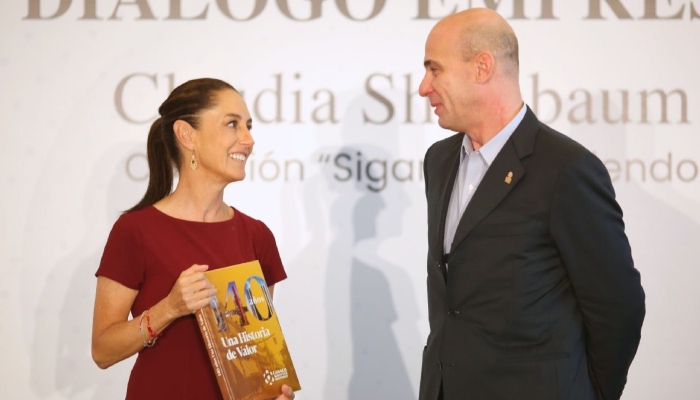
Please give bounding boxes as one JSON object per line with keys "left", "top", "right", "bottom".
{"left": 173, "top": 119, "right": 195, "bottom": 151}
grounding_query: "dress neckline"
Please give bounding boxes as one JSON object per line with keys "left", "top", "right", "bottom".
{"left": 148, "top": 205, "right": 237, "bottom": 225}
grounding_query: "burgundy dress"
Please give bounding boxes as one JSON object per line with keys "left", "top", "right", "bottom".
{"left": 96, "top": 206, "right": 287, "bottom": 399}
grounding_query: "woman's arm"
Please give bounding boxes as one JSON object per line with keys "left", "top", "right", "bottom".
{"left": 91, "top": 276, "right": 142, "bottom": 369}
{"left": 91, "top": 264, "right": 216, "bottom": 369}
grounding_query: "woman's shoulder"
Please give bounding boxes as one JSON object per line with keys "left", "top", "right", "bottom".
{"left": 111, "top": 205, "right": 160, "bottom": 230}
{"left": 232, "top": 207, "right": 261, "bottom": 226}
{"left": 120, "top": 205, "right": 157, "bottom": 221}
{"left": 232, "top": 207, "right": 274, "bottom": 237}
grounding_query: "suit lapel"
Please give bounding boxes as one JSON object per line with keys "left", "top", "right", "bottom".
{"left": 449, "top": 108, "right": 539, "bottom": 253}
{"left": 432, "top": 137, "right": 462, "bottom": 259}
{"left": 449, "top": 142, "right": 524, "bottom": 253}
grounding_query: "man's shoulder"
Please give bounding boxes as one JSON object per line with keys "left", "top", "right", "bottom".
{"left": 532, "top": 123, "right": 595, "bottom": 164}
{"left": 522, "top": 123, "right": 613, "bottom": 185}
{"left": 512, "top": 107, "right": 593, "bottom": 163}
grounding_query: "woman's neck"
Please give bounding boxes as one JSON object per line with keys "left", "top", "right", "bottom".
{"left": 154, "top": 178, "right": 232, "bottom": 222}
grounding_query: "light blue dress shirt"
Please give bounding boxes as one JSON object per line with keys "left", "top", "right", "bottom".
{"left": 443, "top": 104, "right": 527, "bottom": 256}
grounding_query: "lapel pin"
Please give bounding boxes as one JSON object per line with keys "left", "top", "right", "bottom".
{"left": 505, "top": 171, "right": 513, "bottom": 184}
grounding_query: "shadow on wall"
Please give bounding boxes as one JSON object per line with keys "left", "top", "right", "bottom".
{"left": 28, "top": 143, "right": 147, "bottom": 399}
{"left": 348, "top": 185, "right": 417, "bottom": 400}
{"left": 318, "top": 93, "right": 422, "bottom": 400}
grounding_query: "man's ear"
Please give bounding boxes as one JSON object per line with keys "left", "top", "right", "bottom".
{"left": 473, "top": 51, "right": 495, "bottom": 83}
{"left": 173, "top": 119, "right": 195, "bottom": 151}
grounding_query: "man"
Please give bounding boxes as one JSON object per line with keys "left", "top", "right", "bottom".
{"left": 418, "top": 8, "right": 645, "bottom": 400}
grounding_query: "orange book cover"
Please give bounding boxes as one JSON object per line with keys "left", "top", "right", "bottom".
{"left": 195, "top": 260, "right": 301, "bottom": 400}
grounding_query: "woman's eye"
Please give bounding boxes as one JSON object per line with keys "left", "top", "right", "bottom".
{"left": 228, "top": 120, "right": 238, "bottom": 128}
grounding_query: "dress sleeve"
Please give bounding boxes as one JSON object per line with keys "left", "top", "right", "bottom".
{"left": 95, "top": 213, "right": 146, "bottom": 290}
{"left": 251, "top": 219, "right": 287, "bottom": 286}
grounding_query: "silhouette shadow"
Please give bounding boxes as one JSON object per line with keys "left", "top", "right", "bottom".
{"left": 317, "top": 93, "right": 422, "bottom": 400}
{"left": 28, "top": 143, "right": 147, "bottom": 399}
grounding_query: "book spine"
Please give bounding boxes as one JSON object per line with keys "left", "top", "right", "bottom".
{"left": 196, "top": 310, "right": 235, "bottom": 400}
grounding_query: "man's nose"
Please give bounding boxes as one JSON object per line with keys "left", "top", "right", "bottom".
{"left": 418, "top": 74, "right": 432, "bottom": 97}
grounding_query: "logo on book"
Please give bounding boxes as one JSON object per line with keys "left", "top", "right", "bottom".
{"left": 263, "top": 368, "right": 290, "bottom": 385}
{"left": 263, "top": 370, "right": 275, "bottom": 385}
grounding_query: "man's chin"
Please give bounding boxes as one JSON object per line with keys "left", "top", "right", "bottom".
{"left": 437, "top": 118, "right": 458, "bottom": 132}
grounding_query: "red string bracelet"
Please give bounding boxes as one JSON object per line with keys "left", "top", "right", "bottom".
{"left": 144, "top": 308, "right": 162, "bottom": 340}
{"left": 139, "top": 308, "right": 161, "bottom": 347}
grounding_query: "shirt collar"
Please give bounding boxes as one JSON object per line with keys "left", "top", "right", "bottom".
{"left": 461, "top": 103, "right": 527, "bottom": 165}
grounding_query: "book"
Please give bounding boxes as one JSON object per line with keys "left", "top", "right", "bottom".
{"left": 195, "top": 260, "right": 301, "bottom": 400}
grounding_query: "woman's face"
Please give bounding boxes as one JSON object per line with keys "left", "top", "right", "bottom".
{"left": 191, "top": 89, "right": 254, "bottom": 185}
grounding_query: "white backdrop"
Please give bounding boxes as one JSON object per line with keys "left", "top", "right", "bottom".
{"left": 2, "top": 1, "right": 699, "bottom": 399}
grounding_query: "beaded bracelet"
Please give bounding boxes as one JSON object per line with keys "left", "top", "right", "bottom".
{"left": 139, "top": 308, "right": 160, "bottom": 347}
{"left": 144, "top": 309, "right": 161, "bottom": 340}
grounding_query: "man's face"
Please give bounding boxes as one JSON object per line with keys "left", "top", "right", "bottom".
{"left": 419, "top": 23, "right": 477, "bottom": 133}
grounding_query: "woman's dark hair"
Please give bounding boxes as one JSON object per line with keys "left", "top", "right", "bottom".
{"left": 127, "top": 78, "right": 236, "bottom": 212}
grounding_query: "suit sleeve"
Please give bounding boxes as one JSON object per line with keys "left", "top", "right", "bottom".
{"left": 550, "top": 151, "right": 645, "bottom": 400}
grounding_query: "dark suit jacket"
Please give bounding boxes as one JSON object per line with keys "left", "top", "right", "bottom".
{"left": 418, "top": 108, "right": 645, "bottom": 400}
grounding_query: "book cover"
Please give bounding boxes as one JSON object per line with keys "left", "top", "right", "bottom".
{"left": 195, "top": 260, "right": 301, "bottom": 400}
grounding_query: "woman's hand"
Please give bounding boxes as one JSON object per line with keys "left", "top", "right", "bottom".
{"left": 165, "top": 264, "right": 217, "bottom": 318}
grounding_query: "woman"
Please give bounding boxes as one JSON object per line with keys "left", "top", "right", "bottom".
{"left": 91, "top": 78, "right": 295, "bottom": 400}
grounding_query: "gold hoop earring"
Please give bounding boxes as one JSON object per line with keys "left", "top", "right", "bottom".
{"left": 190, "top": 151, "right": 198, "bottom": 170}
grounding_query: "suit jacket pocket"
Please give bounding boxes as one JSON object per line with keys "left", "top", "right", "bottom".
{"left": 478, "top": 220, "right": 544, "bottom": 237}
{"left": 498, "top": 352, "right": 569, "bottom": 363}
